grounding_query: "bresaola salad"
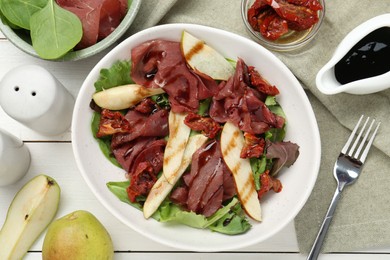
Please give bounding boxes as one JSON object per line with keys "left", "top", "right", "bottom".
{"left": 90, "top": 31, "right": 299, "bottom": 235}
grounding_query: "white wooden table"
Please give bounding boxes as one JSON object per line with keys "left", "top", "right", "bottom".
{"left": 1, "top": 32, "right": 389, "bottom": 260}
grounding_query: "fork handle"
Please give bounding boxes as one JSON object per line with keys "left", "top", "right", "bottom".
{"left": 307, "top": 185, "right": 344, "bottom": 260}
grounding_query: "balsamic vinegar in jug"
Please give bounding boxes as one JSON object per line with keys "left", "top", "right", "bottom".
{"left": 334, "top": 27, "right": 390, "bottom": 85}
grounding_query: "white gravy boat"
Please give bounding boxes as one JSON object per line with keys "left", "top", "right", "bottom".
{"left": 316, "top": 13, "right": 390, "bottom": 95}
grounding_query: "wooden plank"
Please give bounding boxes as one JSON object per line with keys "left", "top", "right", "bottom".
{"left": 21, "top": 252, "right": 390, "bottom": 260}
{"left": 0, "top": 143, "right": 299, "bottom": 253}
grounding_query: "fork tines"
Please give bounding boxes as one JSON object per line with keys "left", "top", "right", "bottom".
{"left": 341, "top": 115, "right": 381, "bottom": 162}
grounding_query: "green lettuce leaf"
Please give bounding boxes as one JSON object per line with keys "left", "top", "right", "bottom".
{"left": 265, "top": 95, "right": 287, "bottom": 142}
{"left": 106, "top": 180, "right": 251, "bottom": 235}
{"left": 94, "top": 60, "right": 133, "bottom": 92}
{"left": 208, "top": 202, "right": 251, "bottom": 235}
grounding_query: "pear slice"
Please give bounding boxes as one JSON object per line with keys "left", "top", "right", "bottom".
{"left": 0, "top": 174, "right": 61, "bottom": 259}
{"left": 220, "top": 122, "right": 261, "bottom": 221}
{"left": 181, "top": 31, "right": 235, "bottom": 81}
{"left": 92, "top": 84, "right": 165, "bottom": 110}
{"left": 144, "top": 134, "right": 208, "bottom": 219}
{"left": 163, "top": 111, "right": 191, "bottom": 184}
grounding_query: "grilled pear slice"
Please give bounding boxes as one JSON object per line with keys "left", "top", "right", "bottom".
{"left": 163, "top": 111, "right": 191, "bottom": 184}
{"left": 220, "top": 122, "right": 261, "bottom": 221}
{"left": 92, "top": 84, "right": 165, "bottom": 110}
{"left": 0, "top": 175, "right": 61, "bottom": 259}
{"left": 144, "top": 134, "right": 208, "bottom": 219}
{"left": 181, "top": 31, "right": 235, "bottom": 81}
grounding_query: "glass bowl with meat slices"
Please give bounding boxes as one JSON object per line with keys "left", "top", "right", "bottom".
{"left": 241, "top": 0, "right": 325, "bottom": 51}
{"left": 0, "top": 0, "right": 141, "bottom": 61}
{"left": 72, "top": 23, "right": 321, "bottom": 251}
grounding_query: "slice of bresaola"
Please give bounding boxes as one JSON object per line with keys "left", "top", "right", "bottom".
{"left": 56, "top": 0, "right": 128, "bottom": 49}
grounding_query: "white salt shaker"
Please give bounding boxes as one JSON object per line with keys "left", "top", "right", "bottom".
{"left": 0, "top": 65, "right": 74, "bottom": 135}
{"left": 0, "top": 129, "right": 31, "bottom": 186}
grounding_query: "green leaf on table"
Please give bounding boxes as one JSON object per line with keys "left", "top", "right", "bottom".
{"left": 30, "top": 0, "right": 82, "bottom": 59}
{"left": 94, "top": 60, "right": 134, "bottom": 92}
{"left": 0, "top": 0, "right": 47, "bottom": 30}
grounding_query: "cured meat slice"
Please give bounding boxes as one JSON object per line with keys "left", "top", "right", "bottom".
{"left": 210, "top": 58, "right": 284, "bottom": 135}
{"left": 177, "top": 140, "right": 236, "bottom": 217}
{"left": 56, "top": 0, "right": 127, "bottom": 49}
{"left": 130, "top": 40, "right": 218, "bottom": 113}
{"left": 110, "top": 103, "right": 169, "bottom": 149}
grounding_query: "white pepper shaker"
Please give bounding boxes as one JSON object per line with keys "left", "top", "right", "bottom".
{"left": 0, "top": 129, "right": 31, "bottom": 186}
{"left": 0, "top": 65, "right": 74, "bottom": 135}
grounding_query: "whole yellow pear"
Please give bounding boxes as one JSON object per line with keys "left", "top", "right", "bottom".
{"left": 42, "top": 210, "right": 113, "bottom": 260}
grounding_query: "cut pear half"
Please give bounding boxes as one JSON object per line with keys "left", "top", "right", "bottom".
{"left": 0, "top": 175, "right": 61, "bottom": 259}
{"left": 181, "top": 31, "right": 235, "bottom": 81}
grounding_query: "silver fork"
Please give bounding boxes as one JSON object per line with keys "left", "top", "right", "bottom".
{"left": 307, "top": 115, "right": 381, "bottom": 260}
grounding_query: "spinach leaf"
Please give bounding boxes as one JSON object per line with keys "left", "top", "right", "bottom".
{"left": 0, "top": 0, "right": 47, "bottom": 30}
{"left": 91, "top": 112, "right": 121, "bottom": 168}
{"left": 30, "top": 0, "right": 82, "bottom": 59}
{"left": 0, "top": 7, "right": 21, "bottom": 29}
{"left": 94, "top": 60, "right": 133, "bottom": 92}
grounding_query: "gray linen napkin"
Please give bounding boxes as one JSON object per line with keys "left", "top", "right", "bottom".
{"left": 127, "top": 0, "right": 390, "bottom": 253}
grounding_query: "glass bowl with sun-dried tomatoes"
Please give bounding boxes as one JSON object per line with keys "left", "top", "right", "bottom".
{"left": 242, "top": 0, "right": 325, "bottom": 51}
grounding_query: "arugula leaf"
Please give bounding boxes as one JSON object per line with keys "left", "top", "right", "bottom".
{"left": 150, "top": 93, "right": 170, "bottom": 109}
{"left": 0, "top": 0, "right": 47, "bottom": 30}
{"left": 250, "top": 157, "right": 267, "bottom": 190}
{"left": 30, "top": 0, "right": 82, "bottom": 59}
{"left": 91, "top": 112, "right": 121, "bottom": 168}
{"left": 94, "top": 60, "right": 133, "bottom": 92}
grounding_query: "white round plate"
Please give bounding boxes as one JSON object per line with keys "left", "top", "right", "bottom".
{"left": 72, "top": 23, "right": 321, "bottom": 252}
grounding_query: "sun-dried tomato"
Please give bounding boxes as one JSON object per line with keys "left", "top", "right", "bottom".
{"left": 248, "top": 66, "right": 280, "bottom": 96}
{"left": 257, "top": 170, "right": 283, "bottom": 200}
{"left": 247, "top": 0, "right": 322, "bottom": 40}
{"left": 240, "top": 132, "right": 265, "bottom": 159}
{"left": 126, "top": 161, "right": 157, "bottom": 203}
{"left": 247, "top": 0, "right": 270, "bottom": 30}
{"left": 134, "top": 98, "right": 158, "bottom": 114}
{"left": 287, "top": 0, "right": 323, "bottom": 11}
{"left": 270, "top": 0, "right": 319, "bottom": 31}
{"left": 184, "top": 112, "right": 221, "bottom": 139}
{"left": 96, "top": 109, "right": 131, "bottom": 137}
{"left": 259, "top": 9, "right": 289, "bottom": 41}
